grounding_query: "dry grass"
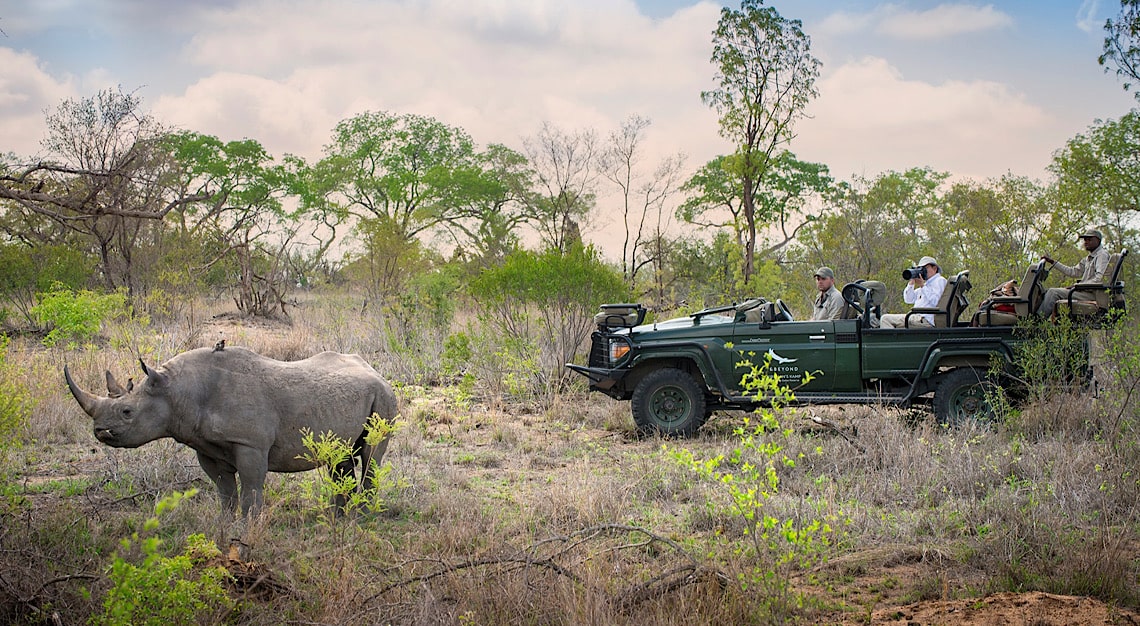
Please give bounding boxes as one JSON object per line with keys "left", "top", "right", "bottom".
{"left": 2, "top": 293, "right": 1139, "bottom": 624}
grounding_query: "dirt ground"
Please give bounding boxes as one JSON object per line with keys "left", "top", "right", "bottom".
{"left": 27, "top": 441, "right": 1140, "bottom": 625}
{"left": 28, "top": 314, "right": 1138, "bottom": 625}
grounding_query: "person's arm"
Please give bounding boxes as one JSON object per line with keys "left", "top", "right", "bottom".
{"left": 902, "top": 281, "right": 918, "bottom": 305}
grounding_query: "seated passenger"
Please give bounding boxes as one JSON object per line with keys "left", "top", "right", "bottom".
{"left": 879, "top": 256, "right": 947, "bottom": 329}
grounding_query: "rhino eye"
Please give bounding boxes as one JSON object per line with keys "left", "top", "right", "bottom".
{"left": 121, "top": 408, "right": 132, "bottom": 417}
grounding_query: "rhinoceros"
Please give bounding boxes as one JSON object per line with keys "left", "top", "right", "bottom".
{"left": 64, "top": 346, "right": 398, "bottom": 517}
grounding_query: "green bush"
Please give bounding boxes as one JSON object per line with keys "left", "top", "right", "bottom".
{"left": 668, "top": 352, "right": 840, "bottom": 620}
{"left": 30, "top": 284, "right": 128, "bottom": 347}
{"left": 0, "top": 242, "right": 93, "bottom": 326}
{"left": 469, "top": 244, "right": 628, "bottom": 401}
{"left": 0, "top": 335, "right": 31, "bottom": 512}
{"left": 94, "top": 490, "right": 234, "bottom": 626}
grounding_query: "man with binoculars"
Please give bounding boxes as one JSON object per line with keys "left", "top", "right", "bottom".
{"left": 879, "top": 256, "right": 947, "bottom": 329}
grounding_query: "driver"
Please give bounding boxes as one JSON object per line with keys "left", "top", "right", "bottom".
{"left": 811, "top": 267, "right": 844, "bottom": 320}
{"left": 1036, "top": 228, "right": 1110, "bottom": 318}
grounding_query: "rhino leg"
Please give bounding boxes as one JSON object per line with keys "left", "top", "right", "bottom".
{"left": 331, "top": 456, "right": 356, "bottom": 515}
{"left": 196, "top": 452, "right": 239, "bottom": 515}
{"left": 231, "top": 445, "right": 269, "bottom": 517}
{"left": 357, "top": 434, "right": 391, "bottom": 493}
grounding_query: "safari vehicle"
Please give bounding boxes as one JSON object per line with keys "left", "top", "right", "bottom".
{"left": 567, "top": 256, "right": 1127, "bottom": 436}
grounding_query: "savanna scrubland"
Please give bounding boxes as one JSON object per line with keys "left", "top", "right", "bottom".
{"left": 5, "top": 3, "right": 1140, "bottom": 618}
{"left": 2, "top": 286, "right": 1139, "bottom": 625}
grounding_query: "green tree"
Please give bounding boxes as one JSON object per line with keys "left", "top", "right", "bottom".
{"left": 165, "top": 132, "right": 300, "bottom": 316}
{"left": 322, "top": 111, "right": 483, "bottom": 242}
{"left": 702, "top": 0, "right": 820, "bottom": 282}
{"left": 794, "top": 168, "right": 947, "bottom": 306}
{"left": 931, "top": 176, "right": 1054, "bottom": 291}
{"left": 435, "top": 142, "right": 533, "bottom": 267}
{"left": 1101, "top": 0, "right": 1140, "bottom": 100}
{"left": 1050, "top": 111, "right": 1140, "bottom": 251}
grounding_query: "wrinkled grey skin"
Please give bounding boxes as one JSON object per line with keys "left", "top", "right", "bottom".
{"left": 65, "top": 347, "right": 397, "bottom": 517}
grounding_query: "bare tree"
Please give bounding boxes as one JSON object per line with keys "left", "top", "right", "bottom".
{"left": 0, "top": 89, "right": 205, "bottom": 295}
{"left": 522, "top": 122, "right": 599, "bottom": 252}
{"left": 599, "top": 115, "right": 686, "bottom": 291}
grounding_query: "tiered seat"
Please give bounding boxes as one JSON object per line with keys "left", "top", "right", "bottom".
{"left": 1058, "top": 249, "right": 1128, "bottom": 319}
{"left": 904, "top": 270, "right": 971, "bottom": 328}
{"left": 973, "top": 261, "right": 1048, "bottom": 326}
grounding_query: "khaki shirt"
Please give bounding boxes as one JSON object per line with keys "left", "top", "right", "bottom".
{"left": 812, "top": 285, "right": 844, "bottom": 320}
{"left": 1055, "top": 245, "right": 1111, "bottom": 284}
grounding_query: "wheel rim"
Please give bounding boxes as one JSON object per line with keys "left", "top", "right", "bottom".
{"left": 949, "top": 383, "right": 993, "bottom": 423}
{"left": 648, "top": 385, "right": 692, "bottom": 426}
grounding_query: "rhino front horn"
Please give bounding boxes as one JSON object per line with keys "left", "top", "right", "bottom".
{"left": 64, "top": 366, "right": 100, "bottom": 415}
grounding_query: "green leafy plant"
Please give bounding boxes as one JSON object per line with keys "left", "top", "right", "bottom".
{"left": 668, "top": 351, "right": 840, "bottom": 620}
{"left": 31, "top": 283, "right": 128, "bottom": 347}
{"left": 94, "top": 490, "right": 234, "bottom": 626}
{"left": 298, "top": 413, "right": 400, "bottom": 521}
{"left": 0, "top": 335, "right": 31, "bottom": 512}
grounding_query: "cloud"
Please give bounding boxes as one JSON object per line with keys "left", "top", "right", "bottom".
{"left": 795, "top": 57, "right": 1054, "bottom": 179}
{"left": 152, "top": 0, "right": 722, "bottom": 163}
{"left": 1076, "top": 0, "right": 1103, "bottom": 34}
{"left": 0, "top": 48, "right": 76, "bottom": 158}
{"left": 878, "top": 4, "right": 1013, "bottom": 39}
{"left": 817, "top": 3, "right": 1013, "bottom": 40}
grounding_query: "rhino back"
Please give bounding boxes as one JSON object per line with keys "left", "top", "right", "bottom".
{"left": 160, "top": 348, "right": 394, "bottom": 472}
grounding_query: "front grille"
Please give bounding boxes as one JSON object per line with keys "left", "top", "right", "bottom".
{"left": 588, "top": 332, "right": 608, "bottom": 367}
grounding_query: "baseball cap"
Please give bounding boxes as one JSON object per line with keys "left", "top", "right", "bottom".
{"left": 918, "top": 256, "right": 938, "bottom": 267}
{"left": 1079, "top": 228, "right": 1104, "bottom": 240}
{"left": 813, "top": 266, "right": 834, "bottom": 279}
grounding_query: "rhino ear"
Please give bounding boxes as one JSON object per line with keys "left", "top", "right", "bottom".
{"left": 105, "top": 371, "right": 127, "bottom": 398}
{"left": 140, "top": 359, "right": 169, "bottom": 388}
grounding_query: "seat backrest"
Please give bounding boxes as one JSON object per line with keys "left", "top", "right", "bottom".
{"left": 938, "top": 271, "right": 971, "bottom": 327}
{"left": 1017, "top": 261, "right": 1047, "bottom": 316}
{"left": 840, "top": 280, "right": 886, "bottom": 327}
{"left": 1102, "top": 249, "right": 1128, "bottom": 308}
{"left": 910, "top": 270, "right": 970, "bottom": 328}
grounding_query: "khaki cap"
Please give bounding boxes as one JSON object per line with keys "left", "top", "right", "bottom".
{"left": 813, "top": 266, "right": 834, "bottom": 279}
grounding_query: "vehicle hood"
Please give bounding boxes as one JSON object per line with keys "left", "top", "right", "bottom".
{"left": 622, "top": 313, "right": 734, "bottom": 339}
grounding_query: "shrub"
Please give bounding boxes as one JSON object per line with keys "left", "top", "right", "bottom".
{"left": 94, "top": 490, "right": 234, "bottom": 626}
{"left": 667, "top": 351, "right": 841, "bottom": 620}
{"left": 31, "top": 284, "right": 128, "bottom": 347}
{"left": 469, "top": 244, "right": 628, "bottom": 400}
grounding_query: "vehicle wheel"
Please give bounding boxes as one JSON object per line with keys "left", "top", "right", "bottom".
{"left": 933, "top": 368, "right": 1000, "bottom": 427}
{"left": 630, "top": 368, "right": 708, "bottom": 437}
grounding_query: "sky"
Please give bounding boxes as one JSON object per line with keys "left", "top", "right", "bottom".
{"left": 1, "top": 0, "right": 1137, "bottom": 249}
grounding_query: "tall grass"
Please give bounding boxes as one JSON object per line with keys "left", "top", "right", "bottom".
{"left": 1, "top": 293, "right": 1138, "bottom": 624}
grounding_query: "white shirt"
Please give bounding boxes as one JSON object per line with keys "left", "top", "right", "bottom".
{"left": 902, "top": 272, "right": 947, "bottom": 326}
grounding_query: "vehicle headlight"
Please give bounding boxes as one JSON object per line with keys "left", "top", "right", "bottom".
{"left": 610, "top": 341, "right": 630, "bottom": 361}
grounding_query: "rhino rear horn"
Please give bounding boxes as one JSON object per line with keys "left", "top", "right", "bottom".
{"left": 64, "top": 365, "right": 101, "bottom": 415}
{"left": 106, "top": 371, "right": 127, "bottom": 398}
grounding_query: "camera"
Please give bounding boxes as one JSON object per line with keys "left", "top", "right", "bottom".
{"left": 901, "top": 266, "right": 927, "bottom": 280}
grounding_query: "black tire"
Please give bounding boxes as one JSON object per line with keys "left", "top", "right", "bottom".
{"left": 630, "top": 368, "right": 709, "bottom": 437}
{"left": 933, "top": 368, "right": 1000, "bottom": 427}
